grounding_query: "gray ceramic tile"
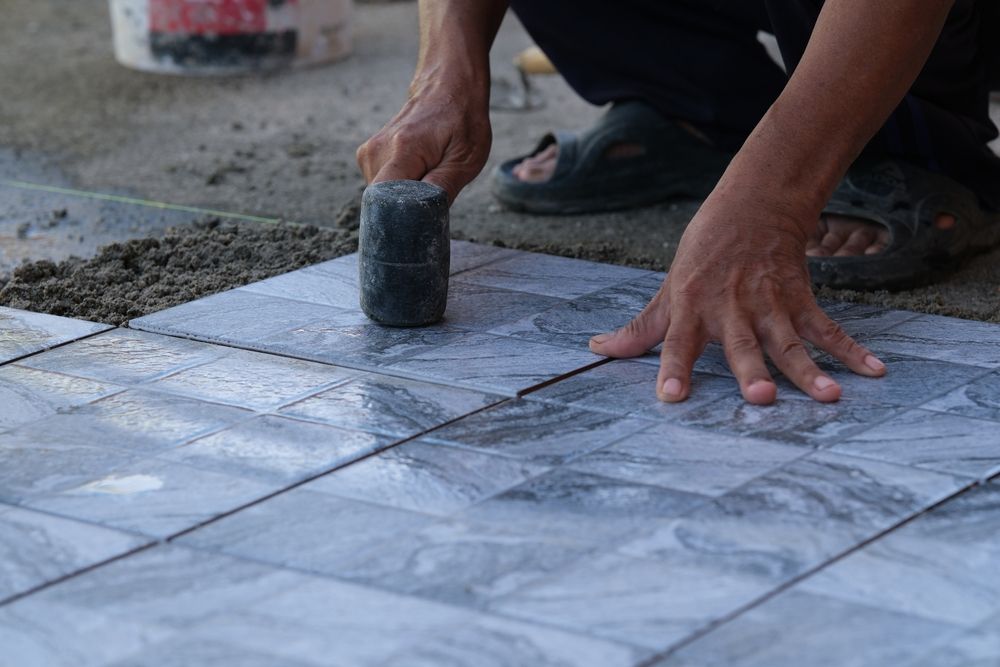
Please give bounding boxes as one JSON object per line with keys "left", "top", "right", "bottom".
{"left": 817, "top": 301, "right": 920, "bottom": 338}
{"left": 148, "top": 348, "right": 357, "bottom": 410}
{"left": 862, "top": 314, "right": 1000, "bottom": 369}
{"left": 237, "top": 254, "right": 359, "bottom": 309}
{"left": 179, "top": 488, "right": 434, "bottom": 572}
{"left": 27, "top": 459, "right": 274, "bottom": 538}
{"left": 0, "top": 597, "right": 171, "bottom": 667}
{"left": 386, "top": 333, "right": 602, "bottom": 395}
{"left": 675, "top": 395, "right": 901, "bottom": 446}
{"left": 493, "top": 551, "right": 772, "bottom": 651}
{"left": 569, "top": 423, "right": 804, "bottom": 497}
{"left": 130, "top": 290, "right": 354, "bottom": 347}
{"left": 529, "top": 360, "right": 738, "bottom": 420}
{"left": 256, "top": 319, "right": 467, "bottom": 370}
{"left": 0, "top": 365, "right": 121, "bottom": 432}
{"left": 35, "top": 545, "right": 302, "bottom": 630}
{"left": 908, "top": 615, "right": 1000, "bottom": 667}
{"left": 380, "top": 613, "right": 647, "bottom": 667}
{"left": 305, "top": 441, "right": 547, "bottom": 516}
{"left": 17, "top": 328, "right": 225, "bottom": 385}
{"left": 487, "top": 271, "right": 662, "bottom": 349}
{"left": 619, "top": 451, "right": 967, "bottom": 584}
{"left": 464, "top": 468, "right": 709, "bottom": 547}
{"left": 105, "top": 640, "right": 319, "bottom": 667}
{"left": 319, "top": 517, "right": 593, "bottom": 608}
{"left": 774, "top": 352, "right": 990, "bottom": 406}
{"left": 663, "top": 590, "right": 959, "bottom": 667}
{"left": 0, "top": 433, "right": 147, "bottom": 503}
{"left": 832, "top": 409, "right": 1000, "bottom": 478}
{"left": 922, "top": 370, "right": 1000, "bottom": 423}
{"left": 186, "top": 574, "right": 473, "bottom": 666}
{"left": 0, "top": 504, "right": 148, "bottom": 602}
{"left": 237, "top": 242, "right": 516, "bottom": 310}
{"left": 445, "top": 281, "right": 565, "bottom": 331}
{"left": 449, "top": 240, "right": 524, "bottom": 275}
{"left": 0, "top": 306, "right": 110, "bottom": 363}
{"left": 160, "top": 415, "right": 394, "bottom": 484}
{"left": 280, "top": 372, "right": 503, "bottom": 437}
{"left": 455, "top": 252, "right": 648, "bottom": 299}
{"left": 421, "top": 399, "right": 650, "bottom": 465}
{"left": 800, "top": 484, "right": 1000, "bottom": 627}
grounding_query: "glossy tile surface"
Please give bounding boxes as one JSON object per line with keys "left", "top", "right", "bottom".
{"left": 387, "top": 333, "right": 601, "bottom": 395}
{"left": 280, "top": 372, "right": 503, "bottom": 437}
{"left": 0, "top": 307, "right": 110, "bottom": 363}
{"left": 422, "top": 398, "right": 649, "bottom": 465}
{"left": 0, "top": 504, "right": 148, "bottom": 602}
{"left": 7, "top": 245, "right": 1000, "bottom": 665}
{"left": 832, "top": 409, "right": 1000, "bottom": 478}
{"left": 0, "top": 365, "right": 121, "bottom": 432}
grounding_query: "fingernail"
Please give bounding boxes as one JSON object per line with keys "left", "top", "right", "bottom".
{"left": 661, "top": 378, "right": 683, "bottom": 397}
{"left": 590, "top": 333, "right": 612, "bottom": 345}
{"left": 864, "top": 355, "right": 885, "bottom": 372}
{"left": 814, "top": 376, "right": 837, "bottom": 391}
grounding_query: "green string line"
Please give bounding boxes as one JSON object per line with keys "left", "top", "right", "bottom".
{"left": 0, "top": 178, "right": 295, "bottom": 226}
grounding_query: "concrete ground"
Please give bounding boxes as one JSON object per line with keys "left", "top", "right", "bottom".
{"left": 0, "top": 0, "right": 998, "bottom": 321}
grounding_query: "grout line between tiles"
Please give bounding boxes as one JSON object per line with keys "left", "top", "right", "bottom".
{"left": 162, "top": 397, "right": 514, "bottom": 543}
{"left": 633, "top": 472, "right": 998, "bottom": 667}
{"left": 0, "top": 324, "right": 113, "bottom": 368}
{"left": 0, "top": 541, "right": 158, "bottom": 608}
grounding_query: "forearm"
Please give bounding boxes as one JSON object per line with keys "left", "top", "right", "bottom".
{"left": 716, "top": 0, "right": 955, "bottom": 233}
{"left": 411, "top": 0, "right": 509, "bottom": 108}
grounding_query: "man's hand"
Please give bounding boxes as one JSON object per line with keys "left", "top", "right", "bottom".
{"left": 357, "top": 83, "right": 492, "bottom": 203}
{"left": 356, "top": 0, "right": 508, "bottom": 201}
{"left": 590, "top": 195, "right": 886, "bottom": 405}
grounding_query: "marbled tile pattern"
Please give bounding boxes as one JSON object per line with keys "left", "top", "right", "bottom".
{"left": 488, "top": 272, "right": 662, "bottom": 349}
{"left": 18, "top": 328, "right": 225, "bottom": 385}
{"left": 147, "top": 348, "right": 357, "bottom": 410}
{"left": 862, "top": 313, "right": 1000, "bottom": 368}
{"left": 0, "top": 307, "right": 110, "bottom": 364}
{"left": 0, "top": 504, "right": 149, "bottom": 602}
{"left": 305, "top": 441, "right": 547, "bottom": 516}
{"left": 921, "top": 369, "right": 1000, "bottom": 422}
{"left": 422, "top": 398, "right": 650, "bottom": 465}
{"left": 6, "top": 244, "right": 1000, "bottom": 665}
{"left": 387, "top": 333, "right": 602, "bottom": 395}
{"left": 568, "top": 423, "right": 803, "bottom": 497}
{"left": 832, "top": 409, "right": 1000, "bottom": 478}
{"left": 0, "top": 365, "right": 121, "bottom": 432}
{"left": 455, "top": 252, "right": 650, "bottom": 299}
{"left": 159, "top": 415, "right": 394, "bottom": 484}
{"left": 130, "top": 290, "right": 356, "bottom": 346}
{"left": 529, "top": 360, "right": 738, "bottom": 419}
{"left": 280, "top": 372, "right": 503, "bottom": 437}
{"left": 663, "top": 590, "right": 959, "bottom": 667}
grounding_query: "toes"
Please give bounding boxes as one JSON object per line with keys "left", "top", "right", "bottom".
{"left": 833, "top": 226, "right": 880, "bottom": 257}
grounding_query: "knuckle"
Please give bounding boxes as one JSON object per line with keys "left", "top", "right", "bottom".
{"left": 776, "top": 337, "right": 808, "bottom": 358}
{"left": 727, "top": 335, "right": 761, "bottom": 355}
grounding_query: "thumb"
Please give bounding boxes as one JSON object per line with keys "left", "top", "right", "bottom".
{"left": 589, "top": 288, "right": 670, "bottom": 358}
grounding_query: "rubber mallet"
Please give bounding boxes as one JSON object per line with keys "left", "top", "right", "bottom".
{"left": 358, "top": 180, "right": 450, "bottom": 327}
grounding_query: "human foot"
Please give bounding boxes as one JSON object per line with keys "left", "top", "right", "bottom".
{"left": 806, "top": 212, "right": 956, "bottom": 257}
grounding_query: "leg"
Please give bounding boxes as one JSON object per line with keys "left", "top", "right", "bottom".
{"left": 507, "top": 0, "right": 785, "bottom": 150}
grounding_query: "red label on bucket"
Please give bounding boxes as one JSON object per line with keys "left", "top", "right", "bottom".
{"left": 150, "top": 0, "right": 279, "bottom": 35}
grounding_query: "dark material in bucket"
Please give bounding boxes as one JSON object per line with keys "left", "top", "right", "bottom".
{"left": 150, "top": 31, "right": 297, "bottom": 68}
{"left": 359, "top": 181, "right": 450, "bottom": 327}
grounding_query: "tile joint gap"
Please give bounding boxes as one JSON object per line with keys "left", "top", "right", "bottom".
{"left": 634, "top": 473, "right": 995, "bottom": 667}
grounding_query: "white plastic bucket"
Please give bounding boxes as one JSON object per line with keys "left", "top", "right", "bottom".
{"left": 109, "top": 0, "right": 353, "bottom": 75}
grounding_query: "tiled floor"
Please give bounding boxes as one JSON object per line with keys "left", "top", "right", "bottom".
{"left": 2, "top": 242, "right": 1000, "bottom": 666}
